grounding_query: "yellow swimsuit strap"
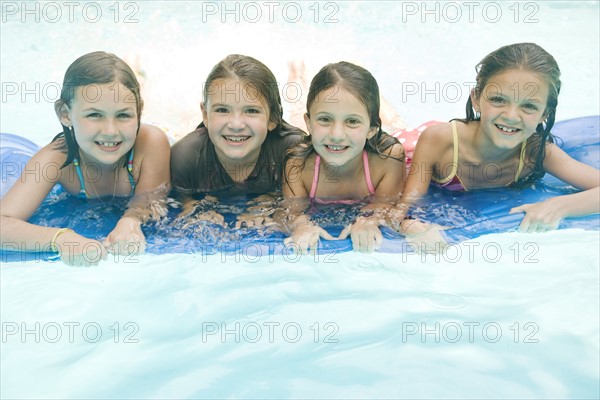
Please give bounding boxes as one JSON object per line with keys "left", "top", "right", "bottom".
{"left": 514, "top": 140, "right": 527, "bottom": 181}
{"left": 432, "top": 120, "right": 459, "bottom": 184}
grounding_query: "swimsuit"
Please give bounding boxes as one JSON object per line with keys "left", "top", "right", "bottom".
{"left": 309, "top": 150, "right": 375, "bottom": 204}
{"left": 431, "top": 120, "right": 527, "bottom": 191}
{"left": 72, "top": 150, "right": 136, "bottom": 199}
{"left": 391, "top": 120, "right": 440, "bottom": 167}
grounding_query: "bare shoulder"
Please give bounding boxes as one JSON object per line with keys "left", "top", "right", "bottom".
{"left": 418, "top": 121, "right": 455, "bottom": 144}
{"left": 286, "top": 153, "right": 315, "bottom": 185}
{"left": 544, "top": 141, "right": 568, "bottom": 158}
{"left": 135, "top": 124, "right": 170, "bottom": 155}
{"left": 285, "top": 154, "right": 313, "bottom": 176}
{"left": 543, "top": 141, "right": 580, "bottom": 170}
{"left": 137, "top": 124, "right": 169, "bottom": 144}
{"left": 412, "top": 121, "right": 462, "bottom": 160}
{"left": 370, "top": 143, "right": 405, "bottom": 170}
{"left": 34, "top": 141, "right": 68, "bottom": 167}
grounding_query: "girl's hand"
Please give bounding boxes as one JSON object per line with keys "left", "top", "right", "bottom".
{"left": 236, "top": 194, "right": 278, "bottom": 228}
{"left": 235, "top": 214, "right": 275, "bottom": 229}
{"left": 400, "top": 219, "right": 449, "bottom": 254}
{"left": 510, "top": 198, "right": 564, "bottom": 233}
{"left": 284, "top": 221, "right": 337, "bottom": 255}
{"left": 382, "top": 206, "right": 409, "bottom": 232}
{"left": 177, "top": 195, "right": 219, "bottom": 220}
{"left": 103, "top": 217, "right": 146, "bottom": 256}
{"left": 54, "top": 230, "right": 108, "bottom": 267}
{"left": 185, "top": 210, "right": 227, "bottom": 228}
{"left": 338, "top": 216, "right": 383, "bottom": 253}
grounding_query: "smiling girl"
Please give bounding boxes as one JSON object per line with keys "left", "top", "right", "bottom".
{"left": 170, "top": 54, "right": 305, "bottom": 227}
{"left": 399, "top": 43, "right": 600, "bottom": 233}
{"left": 276, "top": 61, "right": 406, "bottom": 253}
{"left": 0, "top": 51, "right": 171, "bottom": 266}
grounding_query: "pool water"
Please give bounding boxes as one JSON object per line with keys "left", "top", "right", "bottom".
{"left": 2, "top": 229, "right": 599, "bottom": 398}
{"left": 1, "top": 1, "right": 599, "bottom": 398}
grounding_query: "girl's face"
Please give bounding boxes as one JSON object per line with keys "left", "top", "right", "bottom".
{"left": 473, "top": 68, "right": 549, "bottom": 150}
{"left": 59, "top": 82, "right": 139, "bottom": 166}
{"left": 202, "top": 78, "right": 276, "bottom": 166}
{"left": 304, "top": 86, "right": 377, "bottom": 168}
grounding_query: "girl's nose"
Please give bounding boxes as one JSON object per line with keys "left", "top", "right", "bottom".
{"left": 329, "top": 121, "right": 345, "bottom": 141}
{"left": 103, "top": 118, "right": 118, "bottom": 135}
{"left": 502, "top": 105, "right": 521, "bottom": 123}
{"left": 227, "top": 113, "right": 245, "bottom": 130}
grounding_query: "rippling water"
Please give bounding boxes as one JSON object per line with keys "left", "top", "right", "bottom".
{"left": 2, "top": 230, "right": 599, "bottom": 398}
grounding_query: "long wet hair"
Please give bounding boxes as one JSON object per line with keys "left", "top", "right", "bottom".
{"left": 284, "top": 61, "right": 402, "bottom": 186}
{"left": 53, "top": 51, "right": 143, "bottom": 168}
{"left": 460, "top": 43, "right": 561, "bottom": 188}
{"left": 201, "top": 54, "right": 305, "bottom": 138}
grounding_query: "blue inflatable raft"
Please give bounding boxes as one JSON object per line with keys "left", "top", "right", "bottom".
{"left": 1, "top": 116, "right": 598, "bottom": 262}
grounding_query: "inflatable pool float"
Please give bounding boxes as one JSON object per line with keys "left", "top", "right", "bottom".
{"left": 1, "top": 116, "right": 598, "bottom": 262}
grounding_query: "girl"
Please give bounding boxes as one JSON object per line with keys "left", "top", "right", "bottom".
{"left": 0, "top": 51, "right": 171, "bottom": 266}
{"left": 277, "top": 61, "right": 406, "bottom": 253}
{"left": 170, "top": 54, "right": 305, "bottom": 227}
{"left": 399, "top": 43, "right": 600, "bottom": 233}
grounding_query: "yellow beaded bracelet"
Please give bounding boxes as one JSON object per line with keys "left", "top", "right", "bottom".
{"left": 50, "top": 228, "right": 73, "bottom": 252}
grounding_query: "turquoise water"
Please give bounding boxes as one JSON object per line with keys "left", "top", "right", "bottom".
{"left": 2, "top": 230, "right": 599, "bottom": 398}
{"left": 1, "top": 1, "right": 599, "bottom": 398}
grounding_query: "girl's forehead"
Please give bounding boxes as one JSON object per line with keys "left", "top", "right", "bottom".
{"left": 311, "top": 86, "right": 368, "bottom": 113}
{"left": 73, "top": 82, "right": 135, "bottom": 105}
{"left": 484, "top": 69, "right": 549, "bottom": 100}
{"left": 206, "top": 78, "right": 266, "bottom": 106}
{"left": 485, "top": 69, "right": 547, "bottom": 89}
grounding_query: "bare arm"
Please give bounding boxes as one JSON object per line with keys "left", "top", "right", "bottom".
{"left": 0, "top": 145, "right": 106, "bottom": 265}
{"left": 1, "top": 146, "right": 70, "bottom": 250}
{"left": 274, "top": 158, "right": 337, "bottom": 254}
{"left": 122, "top": 124, "right": 171, "bottom": 222}
{"left": 400, "top": 124, "right": 448, "bottom": 205}
{"left": 104, "top": 124, "right": 172, "bottom": 253}
{"left": 273, "top": 157, "right": 310, "bottom": 232}
{"left": 339, "top": 144, "right": 406, "bottom": 252}
{"left": 510, "top": 142, "right": 600, "bottom": 231}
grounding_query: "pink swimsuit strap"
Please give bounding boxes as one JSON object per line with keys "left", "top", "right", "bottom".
{"left": 309, "top": 150, "right": 375, "bottom": 199}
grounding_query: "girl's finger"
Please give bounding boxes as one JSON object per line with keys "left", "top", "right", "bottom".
{"left": 518, "top": 215, "right": 531, "bottom": 232}
{"left": 510, "top": 204, "right": 528, "bottom": 214}
{"left": 318, "top": 227, "right": 337, "bottom": 241}
{"left": 336, "top": 226, "right": 352, "bottom": 240}
{"left": 374, "top": 230, "right": 383, "bottom": 250}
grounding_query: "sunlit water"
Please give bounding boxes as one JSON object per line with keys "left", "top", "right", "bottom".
{"left": 1, "top": 1, "right": 599, "bottom": 398}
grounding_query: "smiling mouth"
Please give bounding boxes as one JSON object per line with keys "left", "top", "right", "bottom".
{"left": 325, "top": 144, "right": 349, "bottom": 152}
{"left": 495, "top": 124, "right": 521, "bottom": 134}
{"left": 96, "top": 141, "right": 122, "bottom": 148}
{"left": 224, "top": 136, "right": 250, "bottom": 143}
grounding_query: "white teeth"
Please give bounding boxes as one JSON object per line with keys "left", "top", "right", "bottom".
{"left": 225, "top": 136, "right": 249, "bottom": 142}
{"left": 97, "top": 141, "right": 119, "bottom": 147}
{"left": 327, "top": 145, "right": 346, "bottom": 151}
{"left": 496, "top": 124, "right": 519, "bottom": 133}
